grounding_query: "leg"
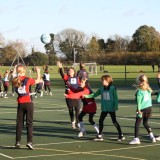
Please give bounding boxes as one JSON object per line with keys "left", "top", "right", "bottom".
{"left": 89, "top": 113, "right": 99, "bottom": 134}
{"left": 25, "top": 102, "right": 34, "bottom": 143}
{"left": 65, "top": 99, "right": 74, "bottom": 122}
{"left": 109, "top": 112, "right": 123, "bottom": 138}
{"left": 16, "top": 104, "right": 25, "bottom": 143}
{"left": 99, "top": 112, "right": 108, "bottom": 135}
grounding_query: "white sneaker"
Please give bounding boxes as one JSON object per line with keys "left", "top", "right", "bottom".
{"left": 129, "top": 138, "right": 141, "bottom": 144}
{"left": 78, "top": 131, "right": 85, "bottom": 137}
{"left": 156, "top": 136, "right": 160, "bottom": 141}
{"left": 35, "top": 95, "right": 37, "bottom": 98}
{"left": 50, "top": 92, "right": 52, "bottom": 96}
{"left": 94, "top": 135, "right": 104, "bottom": 141}
{"left": 40, "top": 91, "right": 43, "bottom": 97}
{"left": 26, "top": 142, "right": 34, "bottom": 150}
{"left": 150, "top": 137, "right": 156, "bottom": 143}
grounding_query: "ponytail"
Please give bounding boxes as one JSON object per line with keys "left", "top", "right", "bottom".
{"left": 12, "top": 76, "right": 22, "bottom": 88}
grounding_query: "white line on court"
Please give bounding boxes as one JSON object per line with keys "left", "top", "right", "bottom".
{"left": 0, "top": 153, "right": 13, "bottom": 159}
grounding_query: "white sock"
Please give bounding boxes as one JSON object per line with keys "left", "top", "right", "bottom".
{"left": 149, "top": 132, "right": 154, "bottom": 138}
{"left": 79, "top": 121, "right": 85, "bottom": 132}
{"left": 93, "top": 124, "right": 99, "bottom": 133}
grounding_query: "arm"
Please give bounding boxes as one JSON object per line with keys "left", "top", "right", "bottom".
{"left": 84, "top": 88, "right": 101, "bottom": 98}
{"left": 136, "top": 93, "right": 142, "bottom": 113}
{"left": 113, "top": 88, "right": 118, "bottom": 110}
{"left": 34, "top": 67, "right": 41, "bottom": 84}
{"left": 65, "top": 88, "right": 90, "bottom": 99}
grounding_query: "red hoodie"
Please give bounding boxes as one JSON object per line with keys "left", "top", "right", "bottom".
{"left": 67, "top": 87, "right": 97, "bottom": 113}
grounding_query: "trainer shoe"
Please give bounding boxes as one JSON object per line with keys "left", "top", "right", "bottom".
{"left": 15, "top": 142, "right": 20, "bottom": 149}
{"left": 94, "top": 135, "right": 104, "bottom": 141}
{"left": 156, "top": 136, "right": 160, "bottom": 141}
{"left": 150, "top": 137, "right": 156, "bottom": 143}
{"left": 49, "top": 92, "right": 52, "bottom": 96}
{"left": 118, "top": 135, "right": 125, "bottom": 141}
{"left": 78, "top": 131, "right": 86, "bottom": 137}
{"left": 26, "top": 142, "right": 34, "bottom": 150}
{"left": 129, "top": 138, "right": 141, "bottom": 144}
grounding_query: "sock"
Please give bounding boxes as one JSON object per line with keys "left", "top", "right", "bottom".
{"left": 149, "top": 132, "right": 154, "bottom": 138}
{"left": 79, "top": 121, "right": 85, "bottom": 132}
{"left": 93, "top": 124, "right": 99, "bottom": 133}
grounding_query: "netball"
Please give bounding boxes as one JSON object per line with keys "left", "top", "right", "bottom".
{"left": 40, "top": 34, "right": 51, "bottom": 44}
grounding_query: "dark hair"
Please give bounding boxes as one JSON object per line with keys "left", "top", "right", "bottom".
{"left": 80, "top": 63, "right": 85, "bottom": 70}
{"left": 67, "top": 67, "right": 76, "bottom": 76}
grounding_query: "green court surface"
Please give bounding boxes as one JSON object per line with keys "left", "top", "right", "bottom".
{"left": 0, "top": 86, "right": 160, "bottom": 160}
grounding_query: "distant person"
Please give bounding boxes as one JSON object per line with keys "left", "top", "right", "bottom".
{"left": 152, "top": 64, "right": 155, "bottom": 72}
{"left": 42, "top": 69, "right": 52, "bottom": 95}
{"left": 34, "top": 78, "right": 44, "bottom": 98}
{"left": 3, "top": 69, "right": 10, "bottom": 98}
{"left": 77, "top": 63, "right": 88, "bottom": 80}
{"left": 129, "top": 74, "right": 156, "bottom": 144}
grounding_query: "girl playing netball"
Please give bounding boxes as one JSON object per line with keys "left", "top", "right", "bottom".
{"left": 12, "top": 64, "right": 41, "bottom": 150}
{"left": 65, "top": 78, "right": 99, "bottom": 137}
{"left": 129, "top": 74, "right": 156, "bottom": 144}
{"left": 84, "top": 74, "right": 125, "bottom": 141}
{"left": 58, "top": 62, "right": 81, "bottom": 129}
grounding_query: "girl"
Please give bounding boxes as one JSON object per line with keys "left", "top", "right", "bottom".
{"left": 129, "top": 74, "right": 156, "bottom": 144}
{"left": 58, "top": 62, "right": 81, "bottom": 129}
{"left": 65, "top": 78, "right": 99, "bottom": 137}
{"left": 84, "top": 74, "right": 125, "bottom": 141}
{"left": 34, "top": 78, "right": 44, "bottom": 98}
{"left": 3, "top": 69, "right": 10, "bottom": 98}
{"left": 42, "top": 69, "right": 52, "bottom": 95}
{"left": 12, "top": 64, "right": 41, "bottom": 150}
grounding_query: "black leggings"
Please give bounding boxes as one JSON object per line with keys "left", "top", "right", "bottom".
{"left": 134, "top": 107, "right": 152, "bottom": 138}
{"left": 78, "top": 112, "right": 96, "bottom": 125}
{"left": 99, "top": 111, "right": 122, "bottom": 137}
{"left": 44, "top": 85, "right": 51, "bottom": 92}
{"left": 65, "top": 98, "right": 80, "bottom": 123}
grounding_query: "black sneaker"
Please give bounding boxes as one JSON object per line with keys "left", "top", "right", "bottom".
{"left": 94, "top": 135, "right": 104, "bottom": 141}
{"left": 15, "top": 142, "right": 20, "bottom": 149}
{"left": 26, "top": 142, "right": 34, "bottom": 150}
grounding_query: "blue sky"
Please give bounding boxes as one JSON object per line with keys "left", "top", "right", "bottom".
{"left": 0, "top": 0, "right": 159, "bottom": 53}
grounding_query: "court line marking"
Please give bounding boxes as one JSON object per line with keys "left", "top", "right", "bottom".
{"left": 0, "top": 153, "right": 13, "bottom": 159}
{"left": 12, "top": 143, "right": 160, "bottom": 160}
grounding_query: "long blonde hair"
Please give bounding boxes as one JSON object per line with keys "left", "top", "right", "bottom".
{"left": 12, "top": 65, "right": 26, "bottom": 88}
{"left": 137, "top": 74, "right": 152, "bottom": 92}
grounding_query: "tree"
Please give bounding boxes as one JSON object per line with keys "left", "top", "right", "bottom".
{"left": 55, "top": 28, "right": 87, "bottom": 61}
{"left": 1, "top": 40, "right": 27, "bottom": 64}
{"left": 97, "top": 39, "right": 106, "bottom": 51}
{"left": 25, "top": 52, "right": 48, "bottom": 66}
{"left": 132, "top": 25, "right": 160, "bottom": 52}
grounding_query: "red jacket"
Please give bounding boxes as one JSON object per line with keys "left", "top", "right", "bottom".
{"left": 67, "top": 87, "right": 97, "bottom": 113}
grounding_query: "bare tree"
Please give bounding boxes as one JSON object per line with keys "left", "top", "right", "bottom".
{"left": 55, "top": 28, "right": 87, "bottom": 61}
